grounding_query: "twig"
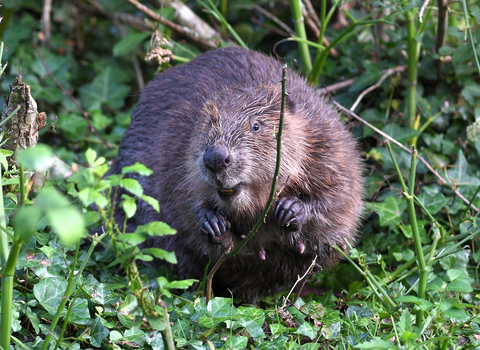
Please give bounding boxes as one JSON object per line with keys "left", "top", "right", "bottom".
{"left": 292, "top": 256, "right": 317, "bottom": 304}
{"left": 419, "top": 0, "right": 431, "bottom": 22}
{"left": 333, "top": 101, "right": 480, "bottom": 213}
{"left": 282, "top": 257, "right": 317, "bottom": 307}
{"left": 32, "top": 42, "right": 113, "bottom": 150}
{"left": 205, "top": 65, "right": 289, "bottom": 299}
{"left": 41, "top": 0, "right": 52, "bottom": 45}
{"left": 317, "top": 78, "right": 356, "bottom": 95}
{"left": 302, "top": 0, "right": 338, "bottom": 57}
{"left": 205, "top": 242, "right": 233, "bottom": 302}
{"left": 124, "top": 0, "right": 218, "bottom": 50}
{"left": 252, "top": 4, "right": 295, "bottom": 36}
{"left": 350, "top": 65, "right": 407, "bottom": 111}
{"left": 113, "top": 16, "right": 145, "bottom": 91}
{"left": 435, "top": 0, "right": 448, "bottom": 78}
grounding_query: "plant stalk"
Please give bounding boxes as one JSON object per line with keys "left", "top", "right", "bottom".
{"left": 289, "top": 0, "right": 312, "bottom": 73}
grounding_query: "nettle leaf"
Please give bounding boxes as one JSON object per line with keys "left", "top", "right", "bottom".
{"left": 426, "top": 277, "right": 445, "bottom": 291}
{"left": 397, "top": 309, "right": 415, "bottom": 341}
{"left": 122, "top": 162, "right": 153, "bottom": 176}
{"left": 356, "top": 338, "right": 399, "bottom": 349}
{"left": 90, "top": 317, "right": 110, "bottom": 347}
{"left": 142, "top": 247, "right": 177, "bottom": 264}
{"left": 120, "top": 194, "right": 137, "bottom": 218}
{"left": 113, "top": 32, "right": 150, "bottom": 56}
{"left": 120, "top": 178, "right": 143, "bottom": 197}
{"left": 141, "top": 195, "right": 160, "bottom": 212}
{"left": 119, "top": 232, "right": 147, "bottom": 245}
{"left": 79, "top": 67, "right": 131, "bottom": 110}
{"left": 446, "top": 280, "right": 473, "bottom": 293}
{"left": 396, "top": 296, "right": 433, "bottom": 311}
{"left": 78, "top": 188, "right": 109, "bottom": 208}
{"left": 33, "top": 277, "right": 68, "bottom": 316}
{"left": 446, "top": 269, "right": 467, "bottom": 281}
{"left": 165, "top": 279, "right": 197, "bottom": 290}
{"left": 370, "top": 196, "right": 407, "bottom": 227}
{"left": 136, "top": 221, "right": 176, "bottom": 236}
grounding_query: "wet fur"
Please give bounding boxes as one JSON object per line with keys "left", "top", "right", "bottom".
{"left": 112, "top": 48, "right": 363, "bottom": 302}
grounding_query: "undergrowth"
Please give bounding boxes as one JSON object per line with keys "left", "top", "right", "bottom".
{"left": 0, "top": 0, "right": 480, "bottom": 349}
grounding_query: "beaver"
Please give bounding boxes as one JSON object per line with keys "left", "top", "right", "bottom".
{"left": 111, "top": 47, "right": 363, "bottom": 302}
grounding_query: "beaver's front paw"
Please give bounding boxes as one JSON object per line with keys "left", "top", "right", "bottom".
{"left": 200, "top": 210, "right": 232, "bottom": 244}
{"left": 274, "top": 197, "right": 306, "bottom": 232}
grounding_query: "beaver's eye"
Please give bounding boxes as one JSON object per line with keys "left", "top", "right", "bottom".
{"left": 252, "top": 122, "right": 260, "bottom": 132}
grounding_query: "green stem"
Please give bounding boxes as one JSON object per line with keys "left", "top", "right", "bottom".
{"left": 0, "top": 161, "right": 8, "bottom": 266}
{"left": 461, "top": 0, "right": 480, "bottom": 76}
{"left": 403, "top": 3, "right": 419, "bottom": 145}
{"left": 41, "top": 234, "right": 106, "bottom": 350}
{"left": 405, "top": 148, "right": 427, "bottom": 325}
{"left": 289, "top": 0, "right": 312, "bottom": 73}
{"left": 228, "top": 64, "right": 288, "bottom": 256}
{"left": 0, "top": 242, "right": 22, "bottom": 350}
{"left": 19, "top": 166, "right": 26, "bottom": 207}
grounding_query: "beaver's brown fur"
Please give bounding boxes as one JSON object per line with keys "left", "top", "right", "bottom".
{"left": 112, "top": 47, "right": 363, "bottom": 302}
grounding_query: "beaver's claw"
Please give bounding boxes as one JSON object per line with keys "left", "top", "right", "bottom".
{"left": 274, "top": 197, "right": 306, "bottom": 232}
{"left": 200, "top": 210, "right": 231, "bottom": 239}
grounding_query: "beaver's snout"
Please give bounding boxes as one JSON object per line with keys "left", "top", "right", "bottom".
{"left": 203, "top": 145, "right": 232, "bottom": 173}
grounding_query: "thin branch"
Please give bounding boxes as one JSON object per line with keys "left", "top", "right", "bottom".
{"left": 350, "top": 65, "right": 407, "bottom": 111}
{"left": 252, "top": 4, "right": 295, "bottom": 36}
{"left": 41, "top": 0, "right": 52, "bottom": 45}
{"left": 333, "top": 101, "right": 480, "bottom": 213}
{"left": 32, "top": 42, "right": 113, "bottom": 150}
{"left": 124, "top": 0, "right": 218, "bottom": 50}
{"left": 205, "top": 242, "right": 233, "bottom": 303}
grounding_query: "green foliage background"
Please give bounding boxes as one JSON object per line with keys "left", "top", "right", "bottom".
{"left": 0, "top": 0, "right": 480, "bottom": 349}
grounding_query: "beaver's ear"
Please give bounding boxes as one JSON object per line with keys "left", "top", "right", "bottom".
{"left": 286, "top": 94, "right": 296, "bottom": 114}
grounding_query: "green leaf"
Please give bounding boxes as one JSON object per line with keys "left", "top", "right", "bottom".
{"left": 14, "top": 206, "right": 41, "bottom": 243}
{"left": 416, "top": 192, "right": 449, "bottom": 215}
{"left": 322, "top": 321, "right": 341, "bottom": 339}
{"left": 33, "top": 277, "right": 68, "bottom": 316}
{"left": 46, "top": 206, "right": 86, "bottom": 246}
{"left": 141, "top": 194, "right": 160, "bottom": 212}
{"left": 122, "top": 163, "right": 153, "bottom": 176}
{"left": 236, "top": 306, "right": 266, "bottom": 338}
{"left": 445, "top": 151, "right": 480, "bottom": 196}
{"left": 296, "top": 321, "right": 319, "bottom": 340}
{"left": 69, "top": 298, "right": 90, "bottom": 325}
{"left": 90, "top": 317, "right": 110, "bottom": 347}
{"left": 85, "top": 148, "right": 97, "bottom": 165}
{"left": 120, "top": 194, "right": 137, "bottom": 218}
{"left": 119, "top": 232, "right": 147, "bottom": 245}
{"left": 135, "top": 221, "right": 176, "bottom": 236}
{"left": 396, "top": 296, "right": 433, "bottom": 311}
{"left": 397, "top": 309, "right": 416, "bottom": 342}
{"left": 426, "top": 277, "right": 445, "bottom": 291}
{"left": 78, "top": 188, "right": 109, "bottom": 208}
{"left": 120, "top": 178, "right": 143, "bottom": 197}
{"left": 146, "top": 313, "right": 168, "bottom": 331}
{"left": 142, "top": 247, "right": 177, "bottom": 263}
{"left": 381, "top": 124, "right": 419, "bottom": 145}
{"left": 79, "top": 67, "right": 131, "bottom": 110}
{"left": 113, "top": 32, "right": 150, "bottom": 56}
{"left": 16, "top": 144, "right": 54, "bottom": 172}
{"left": 165, "top": 279, "right": 197, "bottom": 289}
{"left": 355, "top": 338, "right": 398, "bottom": 349}
{"left": 25, "top": 306, "right": 40, "bottom": 334}
{"left": 445, "top": 280, "right": 473, "bottom": 293}
{"left": 446, "top": 269, "right": 467, "bottom": 281}
{"left": 220, "top": 336, "right": 248, "bottom": 349}
{"left": 370, "top": 196, "right": 407, "bottom": 227}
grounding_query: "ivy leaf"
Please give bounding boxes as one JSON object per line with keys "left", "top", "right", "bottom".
{"left": 79, "top": 67, "right": 131, "bottom": 110}
{"left": 113, "top": 32, "right": 150, "bottom": 56}
{"left": 90, "top": 317, "right": 110, "bottom": 347}
{"left": 33, "top": 277, "right": 68, "bottom": 316}
{"left": 369, "top": 196, "right": 407, "bottom": 227}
